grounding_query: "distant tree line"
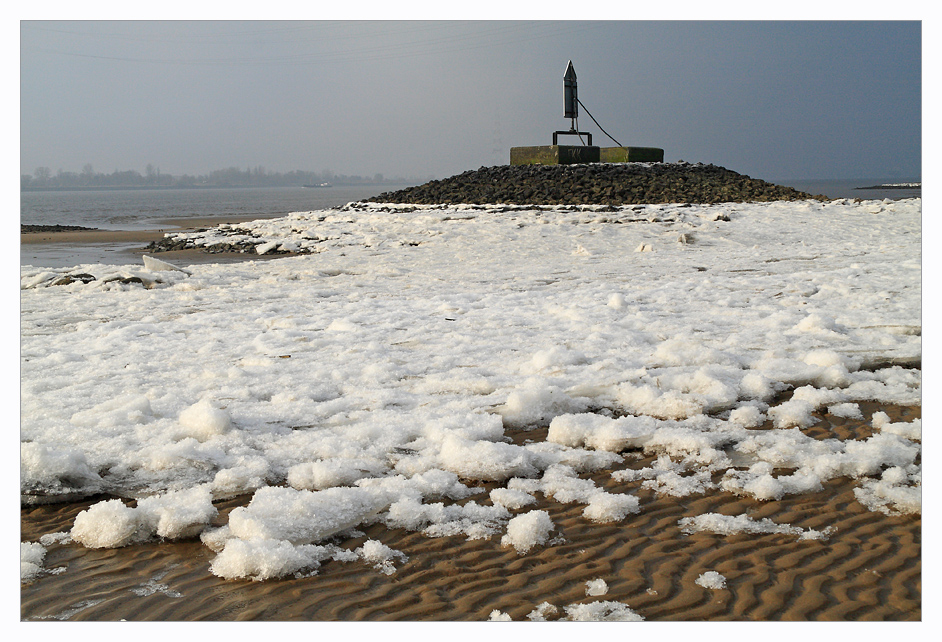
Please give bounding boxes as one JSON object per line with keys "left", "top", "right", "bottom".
{"left": 22, "top": 164, "right": 422, "bottom": 190}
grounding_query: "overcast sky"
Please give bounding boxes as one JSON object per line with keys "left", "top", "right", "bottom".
{"left": 20, "top": 19, "right": 922, "bottom": 181}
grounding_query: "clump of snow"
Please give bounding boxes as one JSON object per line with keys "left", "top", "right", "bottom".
{"left": 488, "top": 610, "right": 513, "bottom": 621}
{"left": 21, "top": 542, "right": 47, "bottom": 582}
{"left": 695, "top": 571, "right": 727, "bottom": 589}
{"left": 355, "top": 539, "right": 408, "bottom": 575}
{"left": 39, "top": 532, "right": 71, "bottom": 546}
{"left": 438, "top": 434, "right": 537, "bottom": 481}
{"left": 71, "top": 499, "right": 142, "bottom": 548}
{"left": 767, "top": 399, "right": 818, "bottom": 429}
{"left": 564, "top": 601, "right": 644, "bottom": 621}
{"left": 226, "top": 485, "right": 389, "bottom": 545}
{"left": 489, "top": 488, "right": 536, "bottom": 510}
{"left": 20, "top": 442, "right": 102, "bottom": 500}
{"left": 71, "top": 486, "right": 217, "bottom": 548}
{"left": 728, "top": 404, "right": 765, "bottom": 427}
{"left": 583, "top": 491, "right": 640, "bottom": 522}
{"left": 586, "top": 578, "right": 609, "bottom": 596}
{"left": 287, "top": 458, "right": 381, "bottom": 491}
{"left": 872, "top": 412, "right": 921, "bottom": 441}
{"left": 501, "top": 510, "right": 554, "bottom": 554}
{"left": 500, "top": 378, "right": 590, "bottom": 427}
{"left": 209, "top": 538, "right": 333, "bottom": 581}
{"left": 547, "top": 413, "right": 655, "bottom": 451}
{"left": 853, "top": 466, "right": 921, "bottom": 515}
{"left": 527, "top": 601, "right": 559, "bottom": 621}
{"left": 678, "top": 513, "right": 833, "bottom": 541}
{"left": 178, "top": 400, "right": 231, "bottom": 441}
{"left": 828, "top": 403, "right": 862, "bottom": 419}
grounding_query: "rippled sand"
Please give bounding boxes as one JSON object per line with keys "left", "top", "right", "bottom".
{"left": 21, "top": 402, "right": 920, "bottom": 622}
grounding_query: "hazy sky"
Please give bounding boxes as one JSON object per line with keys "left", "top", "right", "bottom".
{"left": 20, "top": 19, "right": 922, "bottom": 181}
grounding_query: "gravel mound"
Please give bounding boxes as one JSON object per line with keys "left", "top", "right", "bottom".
{"left": 367, "top": 162, "right": 825, "bottom": 206}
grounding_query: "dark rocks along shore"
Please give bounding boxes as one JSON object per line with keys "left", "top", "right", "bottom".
{"left": 21, "top": 224, "right": 98, "bottom": 233}
{"left": 367, "top": 162, "right": 825, "bottom": 206}
{"left": 147, "top": 162, "right": 825, "bottom": 255}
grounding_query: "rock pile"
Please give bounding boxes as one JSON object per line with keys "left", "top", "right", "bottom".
{"left": 367, "top": 162, "right": 825, "bottom": 206}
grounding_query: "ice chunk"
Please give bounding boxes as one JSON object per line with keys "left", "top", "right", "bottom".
{"left": 642, "top": 468, "right": 717, "bottom": 498}
{"left": 178, "top": 399, "right": 231, "bottom": 441}
{"left": 547, "top": 413, "right": 655, "bottom": 452}
{"left": 501, "top": 510, "right": 554, "bottom": 554}
{"left": 256, "top": 240, "right": 279, "bottom": 255}
{"left": 71, "top": 499, "right": 143, "bottom": 548}
{"left": 728, "top": 404, "right": 765, "bottom": 427}
{"left": 356, "top": 539, "right": 408, "bottom": 575}
{"left": 227, "top": 486, "right": 390, "bottom": 544}
{"left": 586, "top": 578, "right": 609, "bottom": 596}
{"left": 20, "top": 442, "right": 102, "bottom": 499}
{"left": 872, "top": 414, "right": 921, "bottom": 441}
{"left": 212, "top": 457, "right": 271, "bottom": 498}
{"left": 678, "top": 512, "right": 832, "bottom": 541}
{"left": 287, "top": 458, "right": 382, "bottom": 491}
{"left": 210, "top": 538, "right": 332, "bottom": 581}
{"left": 828, "top": 402, "right": 862, "bottom": 419}
{"left": 71, "top": 487, "right": 217, "bottom": 548}
{"left": 695, "top": 571, "right": 727, "bottom": 589}
{"left": 500, "top": 378, "right": 590, "bottom": 427}
{"left": 21, "top": 542, "right": 47, "bottom": 582}
{"left": 489, "top": 488, "right": 536, "bottom": 510}
{"left": 527, "top": 601, "right": 559, "bottom": 621}
{"left": 142, "top": 254, "right": 192, "bottom": 275}
{"left": 854, "top": 466, "right": 921, "bottom": 515}
{"left": 793, "top": 313, "right": 843, "bottom": 334}
{"left": 438, "top": 434, "right": 537, "bottom": 481}
{"left": 564, "top": 601, "right": 644, "bottom": 621}
{"left": 767, "top": 399, "right": 818, "bottom": 429}
{"left": 582, "top": 491, "right": 639, "bottom": 523}
{"left": 135, "top": 486, "right": 218, "bottom": 540}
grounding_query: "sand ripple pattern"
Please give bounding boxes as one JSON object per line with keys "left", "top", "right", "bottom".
{"left": 22, "top": 405, "right": 920, "bottom": 621}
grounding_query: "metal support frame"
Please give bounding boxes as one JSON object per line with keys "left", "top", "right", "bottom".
{"left": 553, "top": 130, "right": 593, "bottom": 146}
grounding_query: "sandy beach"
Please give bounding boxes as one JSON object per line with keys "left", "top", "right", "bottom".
{"left": 21, "top": 400, "right": 920, "bottom": 622}
{"left": 20, "top": 215, "right": 289, "bottom": 265}
{"left": 21, "top": 198, "right": 921, "bottom": 622}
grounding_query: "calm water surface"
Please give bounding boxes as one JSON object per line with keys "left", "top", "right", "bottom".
{"left": 21, "top": 185, "right": 403, "bottom": 231}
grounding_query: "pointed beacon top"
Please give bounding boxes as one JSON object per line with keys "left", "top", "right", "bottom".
{"left": 564, "top": 60, "right": 577, "bottom": 81}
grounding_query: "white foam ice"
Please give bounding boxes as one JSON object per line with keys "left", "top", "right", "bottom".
{"left": 695, "top": 571, "right": 727, "bottom": 589}
{"left": 20, "top": 197, "right": 921, "bottom": 580}
{"left": 21, "top": 542, "right": 47, "bottom": 582}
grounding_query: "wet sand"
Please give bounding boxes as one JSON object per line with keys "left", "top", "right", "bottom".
{"left": 21, "top": 402, "right": 921, "bottom": 622}
{"left": 20, "top": 215, "right": 285, "bottom": 244}
{"left": 20, "top": 215, "right": 289, "bottom": 266}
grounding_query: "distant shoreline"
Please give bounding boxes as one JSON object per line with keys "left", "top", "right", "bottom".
{"left": 855, "top": 182, "right": 921, "bottom": 190}
{"left": 21, "top": 183, "right": 399, "bottom": 193}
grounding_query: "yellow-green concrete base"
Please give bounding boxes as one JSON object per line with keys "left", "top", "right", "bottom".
{"left": 510, "top": 145, "right": 600, "bottom": 165}
{"left": 599, "top": 147, "right": 665, "bottom": 163}
{"left": 510, "top": 145, "right": 664, "bottom": 165}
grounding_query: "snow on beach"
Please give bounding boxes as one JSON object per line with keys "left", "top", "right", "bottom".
{"left": 21, "top": 197, "right": 920, "bottom": 584}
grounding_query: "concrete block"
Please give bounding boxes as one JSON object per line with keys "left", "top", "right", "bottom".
{"left": 510, "top": 145, "right": 600, "bottom": 165}
{"left": 599, "top": 147, "right": 665, "bottom": 163}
